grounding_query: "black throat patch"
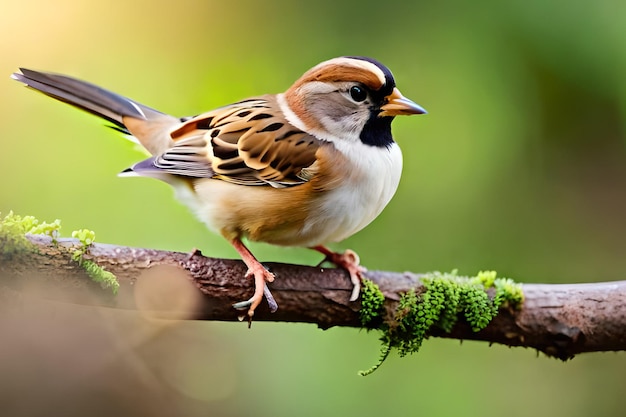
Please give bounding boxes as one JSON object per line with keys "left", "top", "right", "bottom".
{"left": 360, "top": 114, "right": 394, "bottom": 148}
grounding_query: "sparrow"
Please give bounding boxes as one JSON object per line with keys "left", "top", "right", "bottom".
{"left": 11, "top": 56, "right": 426, "bottom": 320}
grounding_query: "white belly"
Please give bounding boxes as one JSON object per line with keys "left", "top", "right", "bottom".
{"left": 301, "top": 141, "right": 403, "bottom": 244}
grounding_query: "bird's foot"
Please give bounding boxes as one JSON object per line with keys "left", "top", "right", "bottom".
{"left": 232, "top": 263, "right": 277, "bottom": 325}
{"left": 229, "top": 238, "right": 279, "bottom": 325}
{"left": 314, "top": 246, "right": 366, "bottom": 301}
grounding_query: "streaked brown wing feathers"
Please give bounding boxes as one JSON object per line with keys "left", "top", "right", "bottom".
{"left": 159, "top": 96, "right": 320, "bottom": 186}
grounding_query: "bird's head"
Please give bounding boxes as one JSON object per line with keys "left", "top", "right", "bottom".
{"left": 283, "top": 56, "right": 426, "bottom": 148}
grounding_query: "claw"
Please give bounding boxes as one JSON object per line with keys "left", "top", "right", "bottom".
{"left": 233, "top": 299, "right": 253, "bottom": 310}
{"left": 232, "top": 282, "right": 278, "bottom": 313}
{"left": 264, "top": 284, "right": 279, "bottom": 313}
{"left": 312, "top": 246, "right": 366, "bottom": 301}
{"left": 349, "top": 274, "right": 361, "bottom": 302}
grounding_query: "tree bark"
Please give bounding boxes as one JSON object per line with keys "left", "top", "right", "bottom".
{"left": 1, "top": 234, "right": 625, "bottom": 360}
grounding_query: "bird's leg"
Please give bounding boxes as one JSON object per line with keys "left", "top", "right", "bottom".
{"left": 311, "top": 245, "right": 366, "bottom": 301}
{"left": 230, "top": 238, "right": 278, "bottom": 320}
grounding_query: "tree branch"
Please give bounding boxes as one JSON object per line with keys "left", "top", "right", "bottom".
{"left": 1, "top": 234, "right": 625, "bottom": 360}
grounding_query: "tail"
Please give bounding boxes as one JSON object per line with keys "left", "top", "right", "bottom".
{"left": 11, "top": 68, "right": 179, "bottom": 155}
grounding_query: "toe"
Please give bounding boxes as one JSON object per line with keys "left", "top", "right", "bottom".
{"left": 235, "top": 268, "right": 278, "bottom": 318}
{"left": 342, "top": 249, "right": 360, "bottom": 266}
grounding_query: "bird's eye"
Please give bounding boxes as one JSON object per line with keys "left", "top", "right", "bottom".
{"left": 349, "top": 85, "right": 367, "bottom": 102}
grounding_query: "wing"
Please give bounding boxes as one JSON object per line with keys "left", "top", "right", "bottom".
{"left": 135, "top": 95, "right": 321, "bottom": 187}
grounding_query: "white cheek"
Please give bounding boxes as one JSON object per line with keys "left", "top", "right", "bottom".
{"left": 317, "top": 97, "right": 370, "bottom": 142}
{"left": 319, "top": 114, "right": 362, "bottom": 141}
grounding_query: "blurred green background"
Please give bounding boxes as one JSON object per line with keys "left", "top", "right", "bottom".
{"left": 1, "top": 0, "right": 626, "bottom": 416}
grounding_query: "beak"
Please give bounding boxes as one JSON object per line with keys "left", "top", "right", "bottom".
{"left": 379, "top": 87, "right": 427, "bottom": 117}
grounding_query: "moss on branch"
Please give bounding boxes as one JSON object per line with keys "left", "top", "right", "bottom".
{"left": 0, "top": 211, "right": 119, "bottom": 294}
{"left": 358, "top": 271, "right": 524, "bottom": 376}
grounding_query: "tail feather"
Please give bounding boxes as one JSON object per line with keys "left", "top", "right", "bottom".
{"left": 11, "top": 68, "right": 179, "bottom": 155}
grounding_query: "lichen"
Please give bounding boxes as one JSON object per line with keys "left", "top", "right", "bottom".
{"left": 0, "top": 211, "right": 118, "bottom": 295}
{"left": 359, "top": 270, "right": 524, "bottom": 376}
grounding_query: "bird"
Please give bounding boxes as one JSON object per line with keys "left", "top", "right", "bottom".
{"left": 11, "top": 56, "right": 426, "bottom": 320}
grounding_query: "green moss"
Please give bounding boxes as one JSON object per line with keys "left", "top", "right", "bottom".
{"left": 0, "top": 211, "right": 118, "bottom": 295}
{"left": 79, "top": 259, "right": 119, "bottom": 295}
{"left": 360, "top": 278, "right": 386, "bottom": 328}
{"left": 70, "top": 228, "right": 119, "bottom": 295}
{"left": 0, "top": 211, "right": 61, "bottom": 259}
{"left": 72, "top": 228, "right": 96, "bottom": 246}
{"left": 358, "top": 340, "right": 392, "bottom": 377}
{"left": 359, "top": 270, "right": 524, "bottom": 376}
